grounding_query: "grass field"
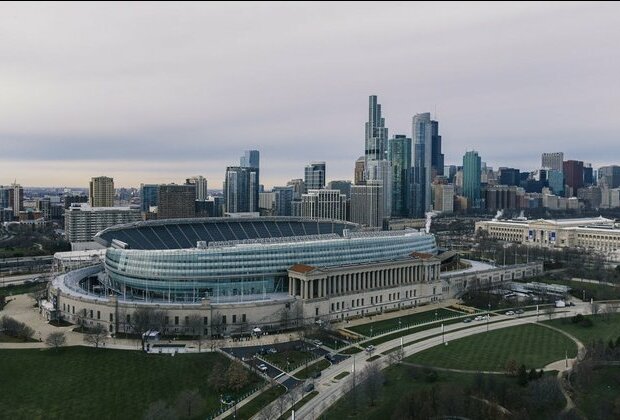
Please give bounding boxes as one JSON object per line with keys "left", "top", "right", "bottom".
{"left": 573, "top": 366, "right": 620, "bottom": 419}
{"left": 348, "top": 307, "right": 465, "bottom": 336}
{"left": 544, "top": 313, "right": 620, "bottom": 345}
{"left": 0, "top": 282, "right": 46, "bottom": 298}
{"left": 339, "top": 346, "right": 362, "bottom": 354}
{"left": 263, "top": 349, "right": 316, "bottom": 371}
{"left": 406, "top": 324, "right": 577, "bottom": 371}
{"left": 224, "top": 385, "right": 286, "bottom": 420}
{"left": 277, "top": 391, "right": 318, "bottom": 420}
{"left": 295, "top": 358, "right": 331, "bottom": 380}
{"left": 322, "top": 364, "right": 564, "bottom": 420}
{"left": 0, "top": 347, "right": 263, "bottom": 419}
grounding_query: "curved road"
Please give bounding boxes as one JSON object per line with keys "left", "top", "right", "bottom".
{"left": 272, "top": 304, "right": 594, "bottom": 420}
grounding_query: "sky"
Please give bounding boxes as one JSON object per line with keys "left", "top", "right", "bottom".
{"left": 1, "top": 2, "right": 619, "bottom": 189}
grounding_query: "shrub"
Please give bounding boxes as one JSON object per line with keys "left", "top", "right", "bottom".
{"left": 579, "top": 318, "right": 593, "bottom": 328}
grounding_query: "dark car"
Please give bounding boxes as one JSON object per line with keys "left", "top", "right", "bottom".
{"left": 304, "top": 383, "right": 315, "bottom": 392}
{"left": 311, "top": 370, "right": 321, "bottom": 379}
{"left": 324, "top": 353, "right": 335, "bottom": 362}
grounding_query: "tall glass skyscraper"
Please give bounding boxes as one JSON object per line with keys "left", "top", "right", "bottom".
{"left": 430, "top": 120, "right": 444, "bottom": 178}
{"left": 240, "top": 150, "right": 260, "bottom": 169}
{"left": 304, "top": 162, "right": 326, "bottom": 190}
{"left": 365, "top": 95, "right": 388, "bottom": 163}
{"left": 411, "top": 113, "right": 433, "bottom": 217}
{"left": 224, "top": 166, "right": 259, "bottom": 213}
{"left": 463, "top": 151, "right": 482, "bottom": 209}
{"left": 388, "top": 135, "right": 411, "bottom": 217}
{"left": 140, "top": 184, "right": 159, "bottom": 213}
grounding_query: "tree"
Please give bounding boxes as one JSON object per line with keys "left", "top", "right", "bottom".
{"left": 505, "top": 359, "right": 518, "bottom": 376}
{"left": 544, "top": 304, "right": 556, "bottom": 320}
{"left": 83, "top": 324, "right": 108, "bottom": 348}
{"left": 143, "top": 400, "right": 178, "bottom": 420}
{"left": 517, "top": 364, "right": 528, "bottom": 386}
{"left": 363, "top": 362, "right": 385, "bottom": 407}
{"left": 131, "top": 307, "right": 166, "bottom": 351}
{"left": 75, "top": 308, "right": 88, "bottom": 329}
{"left": 211, "top": 312, "right": 224, "bottom": 338}
{"left": 45, "top": 332, "right": 66, "bottom": 349}
{"left": 186, "top": 314, "right": 204, "bottom": 351}
{"left": 227, "top": 361, "right": 250, "bottom": 392}
{"left": 207, "top": 361, "right": 228, "bottom": 393}
{"left": 387, "top": 347, "right": 405, "bottom": 365}
{"left": 0, "top": 316, "right": 35, "bottom": 341}
{"left": 174, "top": 389, "right": 204, "bottom": 419}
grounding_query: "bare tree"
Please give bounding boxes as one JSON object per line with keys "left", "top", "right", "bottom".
{"left": 211, "top": 311, "right": 224, "bottom": 338}
{"left": 174, "top": 389, "right": 204, "bottom": 419}
{"left": 131, "top": 307, "right": 166, "bottom": 350}
{"left": 186, "top": 314, "right": 204, "bottom": 351}
{"left": 363, "top": 362, "right": 385, "bottom": 407}
{"left": 227, "top": 361, "right": 250, "bottom": 392}
{"left": 387, "top": 347, "right": 405, "bottom": 365}
{"left": 207, "top": 361, "right": 228, "bottom": 393}
{"left": 544, "top": 305, "right": 556, "bottom": 320}
{"left": 83, "top": 324, "right": 108, "bottom": 348}
{"left": 45, "top": 331, "right": 66, "bottom": 349}
{"left": 143, "top": 400, "right": 178, "bottom": 420}
{"left": 75, "top": 308, "right": 88, "bottom": 330}
{"left": 275, "top": 391, "right": 288, "bottom": 418}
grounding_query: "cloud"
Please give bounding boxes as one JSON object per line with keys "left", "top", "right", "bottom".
{"left": 1, "top": 2, "right": 619, "bottom": 187}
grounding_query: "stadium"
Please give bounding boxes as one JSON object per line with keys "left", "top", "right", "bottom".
{"left": 48, "top": 217, "right": 448, "bottom": 336}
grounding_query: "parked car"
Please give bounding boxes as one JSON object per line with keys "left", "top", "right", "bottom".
{"left": 365, "top": 345, "right": 375, "bottom": 353}
{"left": 311, "top": 370, "right": 321, "bottom": 379}
{"left": 267, "top": 347, "right": 277, "bottom": 354}
{"left": 304, "top": 383, "right": 315, "bottom": 392}
{"left": 515, "top": 309, "right": 524, "bottom": 314}
{"left": 463, "top": 318, "right": 472, "bottom": 323}
{"left": 474, "top": 316, "right": 484, "bottom": 321}
{"left": 313, "top": 340, "right": 323, "bottom": 347}
{"left": 324, "top": 353, "right": 335, "bottom": 362}
{"left": 505, "top": 311, "right": 515, "bottom": 316}
{"left": 257, "top": 364, "right": 268, "bottom": 372}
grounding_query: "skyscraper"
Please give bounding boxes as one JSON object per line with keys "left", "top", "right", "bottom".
{"left": 365, "top": 95, "right": 388, "bottom": 162}
{"left": 240, "top": 150, "right": 260, "bottom": 169}
{"left": 598, "top": 165, "right": 620, "bottom": 188}
{"left": 223, "top": 166, "right": 260, "bottom": 213}
{"left": 286, "top": 178, "right": 306, "bottom": 199}
{"left": 563, "top": 160, "right": 584, "bottom": 197}
{"left": 498, "top": 168, "right": 521, "bottom": 186}
{"left": 350, "top": 183, "right": 384, "bottom": 228}
{"left": 354, "top": 156, "right": 366, "bottom": 185}
{"left": 542, "top": 152, "right": 564, "bottom": 171}
{"left": 411, "top": 113, "right": 433, "bottom": 217}
{"left": 157, "top": 184, "right": 196, "bottom": 219}
{"left": 327, "top": 180, "right": 352, "bottom": 199}
{"left": 89, "top": 176, "right": 114, "bottom": 207}
{"left": 273, "top": 186, "right": 294, "bottom": 216}
{"left": 463, "top": 151, "right": 482, "bottom": 209}
{"left": 365, "top": 159, "right": 392, "bottom": 218}
{"left": 387, "top": 134, "right": 411, "bottom": 217}
{"left": 140, "top": 184, "right": 159, "bottom": 213}
{"left": 304, "top": 162, "right": 326, "bottom": 190}
{"left": 301, "top": 189, "right": 347, "bottom": 221}
{"left": 430, "top": 120, "right": 444, "bottom": 179}
{"left": 186, "top": 176, "right": 208, "bottom": 201}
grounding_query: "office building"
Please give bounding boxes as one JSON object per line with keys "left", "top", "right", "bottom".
{"left": 140, "top": 184, "right": 159, "bottom": 214}
{"left": 258, "top": 192, "right": 276, "bottom": 215}
{"left": 598, "top": 165, "right": 620, "bottom": 188}
{"left": 583, "top": 164, "right": 594, "bottom": 186}
{"left": 463, "top": 151, "right": 482, "bottom": 209}
{"left": 542, "top": 152, "right": 564, "bottom": 171}
{"left": 498, "top": 168, "right": 521, "bottom": 186}
{"left": 388, "top": 135, "right": 411, "bottom": 217}
{"left": 240, "top": 150, "right": 260, "bottom": 169}
{"left": 158, "top": 184, "right": 196, "bottom": 219}
{"left": 563, "top": 160, "right": 584, "bottom": 197}
{"left": 350, "top": 183, "right": 384, "bottom": 228}
{"left": 365, "top": 95, "right": 389, "bottom": 162}
{"left": 304, "top": 162, "right": 326, "bottom": 190}
{"left": 365, "top": 159, "right": 392, "bottom": 218}
{"left": 301, "top": 189, "right": 347, "bottom": 221}
{"left": 485, "top": 185, "right": 523, "bottom": 211}
{"left": 433, "top": 183, "right": 454, "bottom": 214}
{"left": 547, "top": 170, "right": 564, "bottom": 196}
{"left": 577, "top": 186, "right": 602, "bottom": 209}
{"left": 354, "top": 156, "right": 366, "bottom": 185}
{"left": 327, "top": 180, "right": 352, "bottom": 199}
{"left": 411, "top": 113, "right": 433, "bottom": 217}
{"left": 224, "top": 166, "right": 260, "bottom": 213}
{"left": 89, "top": 176, "right": 114, "bottom": 207}
{"left": 286, "top": 179, "right": 306, "bottom": 199}
{"left": 430, "top": 120, "right": 444, "bottom": 179}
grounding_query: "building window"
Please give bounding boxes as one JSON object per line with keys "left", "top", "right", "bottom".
{"left": 371, "top": 297, "right": 374, "bottom": 304}
{"left": 174, "top": 316, "right": 179, "bottom": 325}
{"left": 63, "top": 304, "right": 66, "bottom": 311}
{"left": 89, "top": 310, "right": 93, "bottom": 318}
{"left": 242, "top": 314, "right": 246, "bottom": 323}
{"left": 232, "top": 315, "right": 237, "bottom": 324}
{"left": 204, "top": 316, "right": 208, "bottom": 325}
{"left": 414, "top": 289, "right": 417, "bottom": 297}
{"left": 126, "top": 314, "right": 130, "bottom": 323}
{"left": 72, "top": 306, "right": 75, "bottom": 314}
{"left": 97, "top": 311, "right": 100, "bottom": 320}
{"left": 315, "top": 307, "right": 319, "bottom": 316}
{"left": 351, "top": 299, "right": 354, "bottom": 308}
{"left": 222, "top": 315, "right": 227, "bottom": 324}
{"left": 165, "top": 316, "right": 169, "bottom": 325}
{"left": 185, "top": 316, "right": 189, "bottom": 325}
{"left": 336, "top": 302, "right": 340, "bottom": 310}
{"left": 109, "top": 313, "right": 113, "bottom": 322}
{"left": 331, "top": 303, "right": 334, "bottom": 312}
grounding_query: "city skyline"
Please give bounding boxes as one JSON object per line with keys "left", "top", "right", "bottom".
{"left": 2, "top": 2, "right": 620, "bottom": 188}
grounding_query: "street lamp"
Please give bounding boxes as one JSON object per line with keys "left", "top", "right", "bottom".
{"left": 487, "top": 303, "right": 490, "bottom": 332}
{"left": 398, "top": 318, "right": 402, "bottom": 330}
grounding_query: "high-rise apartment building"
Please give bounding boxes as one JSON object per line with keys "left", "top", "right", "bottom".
{"left": 498, "top": 168, "right": 521, "bottom": 186}
{"left": 301, "top": 189, "right": 347, "bottom": 221}
{"left": 411, "top": 113, "right": 433, "bottom": 217}
{"left": 388, "top": 135, "right": 411, "bottom": 217}
{"left": 350, "top": 183, "right": 384, "bottom": 228}
{"left": 542, "top": 152, "right": 564, "bottom": 171}
{"left": 157, "top": 184, "right": 196, "bottom": 219}
{"left": 286, "top": 179, "right": 306, "bottom": 199}
{"left": 365, "top": 95, "right": 388, "bottom": 162}
{"left": 240, "top": 150, "right": 260, "bottom": 169}
{"left": 463, "top": 151, "right": 482, "bottom": 209}
{"left": 327, "top": 180, "right": 352, "bottom": 199}
{"left": 273, "top": 186, "right": 294, "bottom": 216}
{"left": 304, "top": 162, "right": 326, "bottom": 190}
{"left": 186, "top": 176, "right": 208, "bottom": 201}
{"left": 65, "top": 203, "right": 141, "bottom": 247}
{"left": 223, "top": 166, "right": 259, "bottom": 213}
{"left": 365, "top": 159, "right": 392, "bottom": 218}
{"left": 89, "top": 176, "right": 114, "bottom": 207}
{"left": 433, "top": 183, "right": 454, "bottom": 214}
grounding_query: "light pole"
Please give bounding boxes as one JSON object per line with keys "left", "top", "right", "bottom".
{"left": 398, "top": 318, "right": 402, "bottom": 330}
{"left": 487, "top": 303, "right": 490, "bottom": 332}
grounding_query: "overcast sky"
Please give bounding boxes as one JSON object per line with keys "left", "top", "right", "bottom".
{"left": 1, "top": 2, "right": 619, "bottom": 189}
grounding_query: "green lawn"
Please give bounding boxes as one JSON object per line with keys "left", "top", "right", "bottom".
{"left": 334, "top": 371, "right": 350, "bottom": 380}
{"left": 545, "top": 313, "right": 620, "bottom": 345}
{"left": 348, "top": 308, "right": 465, "bottom": 336}
{"left": 295, "top": 358, "right": 331, "bottom": 380}
{"left": 0, "top": 282, "right": 46, "bottom": 297}
{"left": 339, "top": 346, "right": 362, "bottom": 354}
{"left": 523, "top": 277, "right": 620, "bottom": 301}
{"left": 0, "top": 347, "right": 263, "bottom": 419}
{"left": 573, "top": 366, "right": 620, "bottom": 419}
{"left": 323, "top": 364, "right": 564, "bottom": 420}
{"left": 263, "top": 349, "right": 316, "bottom": 371}
{"left": 277, "top": 391, "right": 318, "bottom": 420}
{"left": 406, "top": 324, "right": 578, "bottom": 371}
{"left": 224, "top": 385, "right": 286, "bottom": 420}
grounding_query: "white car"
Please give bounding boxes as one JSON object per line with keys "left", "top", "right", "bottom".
{"left": 505, "top": 311, "right": 515, "bottom": 316}
{"left": 257, "top": 364, "right": 268, "bottom": 372}
{"left": 474, "top": 316, "right": 484, "bottom": 321}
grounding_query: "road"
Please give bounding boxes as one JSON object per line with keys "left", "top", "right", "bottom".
{"left": 0, "top": 273, "right": 51, "bottom": 287}
{"left": 274, "top": 304, "right": 592, "bottom": 420}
